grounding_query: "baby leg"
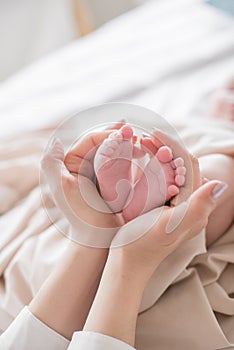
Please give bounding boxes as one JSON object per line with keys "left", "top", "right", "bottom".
{"left": 199, "top": 154, "right": 234, "bottom": 246}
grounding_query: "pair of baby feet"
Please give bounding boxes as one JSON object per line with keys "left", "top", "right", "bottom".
{"left": 94, "top": 125, "right": 186, "bottom": 223}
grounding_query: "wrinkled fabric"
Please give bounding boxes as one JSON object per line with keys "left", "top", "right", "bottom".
{"left": 0, "top": 118, "right": 233, "bottom": 350}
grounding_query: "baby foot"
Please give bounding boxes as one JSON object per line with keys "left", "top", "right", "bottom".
{"left": 94, "top": 125, "right": 134, "bottom": 213}
{"left": 122, "top": 144, "right": 186, "bottom": 222}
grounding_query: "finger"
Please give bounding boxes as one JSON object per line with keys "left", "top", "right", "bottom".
{"left": 225, "top": 77, "right": 234, "bottom": 90}
{"left": 105, "top": 120, "right": 126, "bottom": 131}
{"left": 140, "top": 137, "right": 158, "bottom": 155}
{"left": 202, "top": 176, "right": 209, "bottom": 185}
{"left": 151, "top": 128, "right": 178, "bottom": 150}
{"left": 152, "top": 128, "right": 190, "bottom": 165}
{"left": 166, "top": 180, "right": 228, "bottom": 237}
{"left": 41, "top": 138, "right": 66, "bottom": 182}
{"left": 189, "top": 154, "right": 201, "bottom": 191}
{"left": 64, "top": 131, "right": 112, "bottom": 175}
{"left": 152, "top": 128, "right": 201, "bottom": 204}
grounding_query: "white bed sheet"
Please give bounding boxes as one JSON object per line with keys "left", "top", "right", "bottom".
{"left": 0, "top": 0, "right": 234, "bottom": 138}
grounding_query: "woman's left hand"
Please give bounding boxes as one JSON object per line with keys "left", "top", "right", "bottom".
{"left": 41, "top": 123, "right": 128, "bottom": 246}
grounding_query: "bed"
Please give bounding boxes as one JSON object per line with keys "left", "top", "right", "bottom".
{"left": 0, "top": 0, "right": 234, "bottom": 348}
{"left": 0, "top": 0, "right": 234, "bottom": 138}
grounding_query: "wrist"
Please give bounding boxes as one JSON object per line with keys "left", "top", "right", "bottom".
{"left": 84, "top": 248, "right": 145, "bottom": 346}
{"left": 67, "top": 241, "right": 109, "bottom": 267}
{"left": 106, "top": 248, "right": 149, "bottom": 293}
{"left": 108, "top": 247, "right": 161, "bottom": 288}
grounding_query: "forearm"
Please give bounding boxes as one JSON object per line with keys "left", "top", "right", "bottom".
{"left": 84, "top": 249, "right": 151, "bottom": 347}
{"left": 29, "top": 241, "right": 108, "bottom": 340}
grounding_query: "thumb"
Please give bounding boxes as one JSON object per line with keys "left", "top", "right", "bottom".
{"left": 166, "top": 180, "right": 228, "bottom": 236}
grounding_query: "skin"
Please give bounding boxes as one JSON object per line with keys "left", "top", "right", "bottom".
{"left": 29, "top": 124, "right": 225, "bottom": 346}
{"left": 84, "top": 181, "right": 221, "bottom": 346}
{"left": 199, "top": 154, "right": 234, "bottom": 246}
{"left": 94, "top": 125, "right": 186, "bottom": 223}
{"left": 29, "top": 243, "right": 108, "bottom": 339}
{"left": 96, "top": 126, "right": 234, "bottom": 247}
{"left": 30, "top": 123, "right": 125, "bottom": 339}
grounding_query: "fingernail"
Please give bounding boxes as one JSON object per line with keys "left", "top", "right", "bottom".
{"left": 118, "top": 118, "right": 126, "bottom": 123}
{"left": 211, "top": 182, "right": 228, "bottom": 200}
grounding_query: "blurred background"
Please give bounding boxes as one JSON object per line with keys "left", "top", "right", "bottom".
{"left": 0, "top": 0, "right": 146, "bottom": 81}
{"left": 0, "top": 0, "right": 233, "bottom": 138}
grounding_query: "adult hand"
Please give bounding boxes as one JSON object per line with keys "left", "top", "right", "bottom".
{"left": 84, "top": 132, "right": 227, "bottom": 347}
{"left": 41, "top": 123, "right": 127, "bottom": 247}
{"left": 110, "top": 128, "right": 227, "bottom": 281}
{"left": 84, "top": 179, "right": 226, "bottom": 346}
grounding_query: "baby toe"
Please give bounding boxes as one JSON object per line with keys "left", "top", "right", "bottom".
{"left": 172, "top": 157, "right": 184, "bottom": 168}
{"left": 175, "top": 166, "right": 186, "bottom": 176}
{"left": 156, "top": 146, "right": 173, "bottom": 163}
{"left": 175, "top": 174, "right": 185, "bottom": 186}
{"left": 120, "top": 125, "right": 133, "bottom": 140}
{"left": 168, "top": 185, "right": 179, "bottom": 197}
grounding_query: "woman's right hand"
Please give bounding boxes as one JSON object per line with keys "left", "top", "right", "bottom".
{"left": 109, "top": 129, "right": 227, "bottom": 282}
{"left": 84, "top": 155, "right": 227, "bottom": 347}
{"left": 110, "top": 178, "right": 224, "bottom": 282}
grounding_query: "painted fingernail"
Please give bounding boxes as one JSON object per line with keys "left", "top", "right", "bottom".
{"left": 211, "top": 182, "right": 228, "bottom": 200}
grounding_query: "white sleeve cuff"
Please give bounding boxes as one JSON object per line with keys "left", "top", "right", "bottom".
{"left": 0, "top": 306, "right": 69, "bottom": 350}
{"left": 0, "top": 307, "right": 136, "bottom": 350}
{"left": 68, "top": 331, "right": 136, "bottom": 350}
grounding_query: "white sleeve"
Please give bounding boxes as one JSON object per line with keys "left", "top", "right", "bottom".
{"left": 0, "top": 307, "right": 136, "bottom": 350}
{"left": 68, "top": 331, "right": 136, "bottom": 350}
{"left": 0, "top": 307, "right": 69, "bottom": 350}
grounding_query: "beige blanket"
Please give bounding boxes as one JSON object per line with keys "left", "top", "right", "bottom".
{"left": 0, "top": 119, "right": 234, "bottom": 349}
